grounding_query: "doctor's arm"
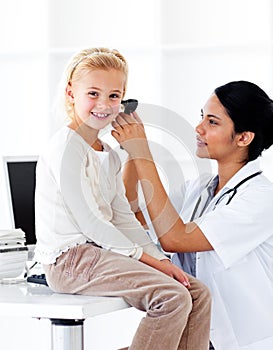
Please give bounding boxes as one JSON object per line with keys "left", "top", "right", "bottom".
{"left": 122, "top": 156, "right": 148, "bottom": 228}
{"left": 112, "top": 112, "right": 213, "bottom": 253}
{"left": 110, "top": 157, "right": 190, "bottom": 286}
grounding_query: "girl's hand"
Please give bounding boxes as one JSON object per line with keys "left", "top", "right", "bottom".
{"left": 140, "top": 253, "right": 190, "bottom": 288}
{"left": 111, "top": 112, "right": 151, "bottom": 159}
{"left": 158, "top": 259, "right": 191, "bottom": 288}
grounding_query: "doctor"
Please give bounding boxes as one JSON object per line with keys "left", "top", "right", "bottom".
{"left": 112, "top": 80, "right": 273, "bottom": 350}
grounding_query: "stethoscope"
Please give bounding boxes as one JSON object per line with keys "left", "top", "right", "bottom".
{"left": 190, "top": 170, "right": 263, "bottom": 221}
{"left": 213, "top": 170, "right": 262, "bottom": 207}
{"left": 179, "top": 170, "right": 263, "bottom": 273}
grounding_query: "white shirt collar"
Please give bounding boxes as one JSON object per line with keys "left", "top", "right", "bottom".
{"left": 219, "top": 159, "right": 261, "bottom": 191}
{"left": 206, "top": 159, "right": 262, "bottom": 210}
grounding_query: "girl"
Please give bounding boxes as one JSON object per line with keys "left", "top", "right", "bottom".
{"left": 112, "top": 80, "right": 273, "bottom": 350}
{"left": 34, "top": 47, "right": 211, "bottom": 350}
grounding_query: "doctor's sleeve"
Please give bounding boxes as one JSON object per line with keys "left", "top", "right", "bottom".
{"left": 195, "top": 186, "right": 273, "bottom": 268}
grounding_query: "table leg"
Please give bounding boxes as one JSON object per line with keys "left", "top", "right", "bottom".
{"left": 50, "top": 319, "right": 84, "bottom": 350}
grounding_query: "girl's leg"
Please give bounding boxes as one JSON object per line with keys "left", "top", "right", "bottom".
{"left": 44, "top": 244, "right": 210, "bottom": 350}
{"left": 177, "top": 274, "right": 211, "bottom": 350}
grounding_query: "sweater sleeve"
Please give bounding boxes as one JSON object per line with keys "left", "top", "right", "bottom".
{"left": 59, "top": 135, "right": 143, "bottom": 259}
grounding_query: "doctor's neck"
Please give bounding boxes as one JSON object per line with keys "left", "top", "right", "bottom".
{"left": 215, "top": 161, "right": 247, "bottom": 194}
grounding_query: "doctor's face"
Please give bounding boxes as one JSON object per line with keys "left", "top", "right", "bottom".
{"left": 195, "top": 94, "right": 239, "bottom": 163}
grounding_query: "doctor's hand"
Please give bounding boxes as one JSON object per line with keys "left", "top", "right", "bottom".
{"left": 111, "top": 112, "right": 152, "bottom": 159}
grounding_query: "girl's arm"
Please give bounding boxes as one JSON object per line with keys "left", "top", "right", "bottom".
{"left": 112, "top": 112, "right": 213, "bottom": 253}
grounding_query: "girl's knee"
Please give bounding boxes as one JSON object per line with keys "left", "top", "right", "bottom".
{"left": 171, "top": 284, "right": 193, "bottom": 314}
{"left": 153, "top": 282, "right": 193, "bottom": 315}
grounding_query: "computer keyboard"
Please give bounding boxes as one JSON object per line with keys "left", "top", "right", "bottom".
{"left": 27, "top": 273, "right": 48, "bottom": 286}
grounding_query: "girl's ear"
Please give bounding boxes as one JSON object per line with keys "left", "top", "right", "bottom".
{"left": 237, "top": 131, "right": 255, "bottom": 147}
{"left": 66, "top": 83, "right": 74, "bottom": 103}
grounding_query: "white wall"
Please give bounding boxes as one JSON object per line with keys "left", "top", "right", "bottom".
{"left": 0, "top": 1, "right": 273, "bottom": 348}
{"left": 1, "top": 0, "right": 272, "bottom": 178}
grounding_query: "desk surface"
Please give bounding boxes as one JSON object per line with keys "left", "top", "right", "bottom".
{"left": 0, "top": 281, "right": 130, "bottom": 320}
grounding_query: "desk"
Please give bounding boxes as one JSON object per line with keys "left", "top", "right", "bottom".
{"left": 0, "top": 281, "right": 130, "bottom": 350}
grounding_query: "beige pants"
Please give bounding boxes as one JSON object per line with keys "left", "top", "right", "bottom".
{"left": 44, "top": 243, "right": 211, "bottom": 350}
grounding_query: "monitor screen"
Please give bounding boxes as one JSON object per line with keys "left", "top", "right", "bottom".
{"left": 3, "top": 156, "right": 38, "bottom": 246}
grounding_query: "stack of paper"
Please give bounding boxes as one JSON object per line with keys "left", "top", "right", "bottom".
{"left": 0, "top": 229, "right": 28, "bottom": 279}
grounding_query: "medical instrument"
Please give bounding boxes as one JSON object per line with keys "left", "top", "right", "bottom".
{"left": 121, "top": 99, "right": 138, "bottom": 114}
{"left": 214, "top": 171, "right": 262, "bottom": 207}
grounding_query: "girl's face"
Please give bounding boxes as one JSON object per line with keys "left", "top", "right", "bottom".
{"left": 195, "top": 93, "right": 241, "bottom": 163}
{"left": 67, "top": 68, "right": 124, "bottom": 130}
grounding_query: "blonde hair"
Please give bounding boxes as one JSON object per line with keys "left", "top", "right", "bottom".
{"left": 64, "top": 47, "right": 128, "bottom": 120}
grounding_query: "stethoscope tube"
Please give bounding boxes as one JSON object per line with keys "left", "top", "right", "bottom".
{"left": 214, "top": 171, "right": 262, "bottom": 207}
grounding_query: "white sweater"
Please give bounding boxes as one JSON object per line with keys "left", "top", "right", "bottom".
{"left": 34, "top": 126, "right": 166, "bottom": 264}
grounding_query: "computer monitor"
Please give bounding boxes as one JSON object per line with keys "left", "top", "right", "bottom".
{"left": 2, "top": 156, "right": 38, "bottom": 256}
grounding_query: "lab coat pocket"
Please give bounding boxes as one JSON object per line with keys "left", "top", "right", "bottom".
{"left": 213, "top": 251, "right": 273, "bottom": 346}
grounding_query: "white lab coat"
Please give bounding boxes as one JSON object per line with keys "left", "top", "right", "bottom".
{"left": 171, "top": 159, "right": 273, "bottom": 350}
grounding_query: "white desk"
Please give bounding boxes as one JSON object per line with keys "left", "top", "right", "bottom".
{"left": 0, "top": 281, "right": 130, "bottom": 350}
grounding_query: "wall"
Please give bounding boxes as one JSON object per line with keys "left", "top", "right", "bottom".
{"left": 1, "top": 0, "right": 272, "bottom": 180}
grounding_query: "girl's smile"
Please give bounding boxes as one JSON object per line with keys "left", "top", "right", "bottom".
{"left": 91, "top": 111, "right": 111, "bottom": 120}
{"left": 67, "top": 68, "right": 124, "bottom": 131}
